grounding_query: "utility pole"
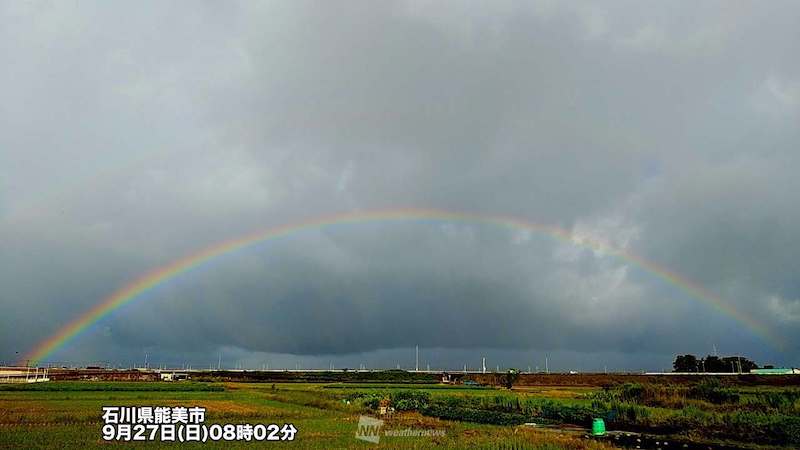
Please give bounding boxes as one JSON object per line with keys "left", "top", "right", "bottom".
{"left": 415, "top": 345, "right": 419, "bottom": 372}
{"left": 545, "top": 356, "right": 549, "bottom": 374}
{"left": 482, "top": 357, "right": 486, "bottom": 374}
{"left": 217, "top": 353, "right": 221, "bottom": 370}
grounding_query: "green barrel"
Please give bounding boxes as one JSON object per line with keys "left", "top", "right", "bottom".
{"left": 591, "top": 418, "right": 606, "bottom": 436}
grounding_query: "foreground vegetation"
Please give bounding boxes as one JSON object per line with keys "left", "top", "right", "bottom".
{"left": 1, "top": 378, "right": 798, "bottom": 448}
{"left": 0, "top": 381, "right": 611, "bottom": 449}
{"left": 415, "top": 380, "right": 799, "bottom": 446}
{"left": 584, "top": 380, "right": 800, "bottom": 446}
{"left": 320, "top": 379, "right": 800, "bottom": 447}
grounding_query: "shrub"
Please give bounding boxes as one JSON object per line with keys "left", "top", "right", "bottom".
{"left": 725, "top": 411, "right": 800, "bottom": 445}
{"left": 422, "top": 405, "right": 527, "bottom": 425}
{"left": 689, "top": 378, "right": 739, "bottom": 404}
{"left": 589, "top": 382, "right": 693, "bottom": 409}
{"left": 389, "top": 390, "right": 431, "bottom": 410}
{"left": 344, "top": 392, "right": 385, "bottom": 410}
{"left": 605, "top": 401, "right": 651, "bottom": 425}
{"left": 748, "top": 390, "right": 800, "bottom": 412}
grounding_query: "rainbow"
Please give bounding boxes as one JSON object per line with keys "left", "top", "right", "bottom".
{"left": 24, "top": 207, "right": 780, "bottom": 364}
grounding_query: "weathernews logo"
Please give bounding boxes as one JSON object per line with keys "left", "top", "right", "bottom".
{"left": 355, "top": 415, "right": 445, "bottom": 443}
{"left": 355, "top": 416, "right": 383, "bottom": 443}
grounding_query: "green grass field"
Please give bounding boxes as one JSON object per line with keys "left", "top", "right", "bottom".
{"left": 1, "top": 380, "right": 798, "bottom": 449}
{"left": 0, "top": 381, "right": 613, "bottom": 449}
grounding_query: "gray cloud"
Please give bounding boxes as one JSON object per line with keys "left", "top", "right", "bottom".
{"left": 2, "top": 1, "right": 798, "bottom": 369}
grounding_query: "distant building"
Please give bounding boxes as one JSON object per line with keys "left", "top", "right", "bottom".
{"left": 441, "top": 372, "right": 465, "bottom": 384}
{"left": 0, "top": 366, "right": 49, "bottom": 383}
{"left": 750, "top": 368, "right": 797, "bottom": 375}
{"left": 159, "top": 372, "right": 189, "bottom": 381}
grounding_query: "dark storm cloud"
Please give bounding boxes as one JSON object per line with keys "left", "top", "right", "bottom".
{"left": 2, "top": 1, "right": 799, "bottom": 368}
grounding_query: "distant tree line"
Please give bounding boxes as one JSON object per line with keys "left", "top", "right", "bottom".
{"left": 673, "top": 354, "right": 759, "bottom": 373}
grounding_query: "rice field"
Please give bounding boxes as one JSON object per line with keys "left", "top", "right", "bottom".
{"left": 1, "top": 379, "right": 797, "bottom": 449}
{"left": 0, "top": 381, "right": 613, "bottom": 449}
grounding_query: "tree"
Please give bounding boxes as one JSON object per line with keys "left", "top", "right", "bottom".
{"left": 721, "top": 356, "right": 758, "bottom": 373}
{"left": 504, "top": 369, "right": 520, "bottom": 389}
{"left": 673, "top": 354, "right": 699, "bottom": 372}
{"left": 740, "top": 357, "right": 758, "bottom": 372}
{"left": 702, "top": 355, "right": 725, "bottom": 372}
{"left": 699, "top": 355, "right": 758, "bottom": 373}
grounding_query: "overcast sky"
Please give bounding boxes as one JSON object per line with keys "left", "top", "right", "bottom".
{"left": 2, "top": 1, "right": 799, "bottom": 370}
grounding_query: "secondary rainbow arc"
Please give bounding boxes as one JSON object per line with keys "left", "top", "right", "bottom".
{"left": 24, "top": 207, "right": 780, "bottom": 364}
